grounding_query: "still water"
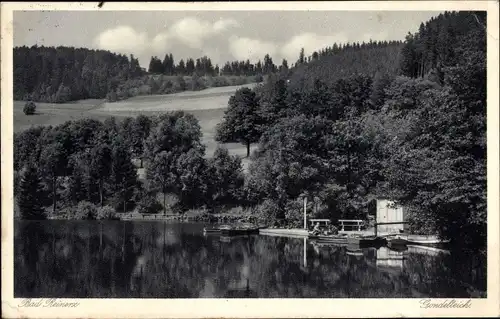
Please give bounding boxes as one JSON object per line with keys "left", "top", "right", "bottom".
{"left": 14, "top": 221, "right": 486, "bottom": 298}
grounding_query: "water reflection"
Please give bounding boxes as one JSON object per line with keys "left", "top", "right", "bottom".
{"left": 14, "top": 221, "right": 486, "bottom": 298}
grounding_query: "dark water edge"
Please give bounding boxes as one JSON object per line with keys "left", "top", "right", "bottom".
{"left": 14, "top": 220, "right": 486, "bottom": 298}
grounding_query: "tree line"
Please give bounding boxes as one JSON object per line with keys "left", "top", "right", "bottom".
{"left": 14, "top": 40, "right": 403, "bottom": 104}
{"left": 15, "top": 113, "right": 245, "bottom": 220}
{"left": 147, "top": 53, "right": 280, "bottom": 77}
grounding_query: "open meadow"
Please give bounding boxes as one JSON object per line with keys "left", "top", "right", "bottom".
{"left": 14, "top": 83, "right": 259, "bottom": 170}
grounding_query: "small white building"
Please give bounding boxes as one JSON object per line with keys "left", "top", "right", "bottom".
{"left": 375, "top": 198, "right": 408, "bottom": 235}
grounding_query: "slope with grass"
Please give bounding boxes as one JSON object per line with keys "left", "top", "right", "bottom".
{"left": 14, "top": 84, "right": 259, "bottom": 173}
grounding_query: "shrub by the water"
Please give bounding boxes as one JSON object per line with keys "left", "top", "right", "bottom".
{"left": 23, "top": 101, "right": 36, "bottom": 115}
{"left": 136, "top": 193, "right": 163, "bottom": 215}
{"left": 97, "top": 205, "right": 117, "bottom": 220}
{"left": 72, "top": 201, "right": 98, "bottom": 220}
{"left": 284, "top": 200, "right": 306, "bottom": 228}
{"left": 256, "top": 199, "right": 282, "bottom": 225}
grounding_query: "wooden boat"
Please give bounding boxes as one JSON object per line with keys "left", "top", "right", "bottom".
{"left": 387, "top": 242, "right": 409, "bottom": 252}
{"left": 203, "top": 228, "right": 221, "bottom": 234}
{"left": 387, "top": 237, "right": 408, "bottom": 247}
{"left": 220, "top": 228, "right": 259, "bottom": 236}
{"left": 203, "top": 224, "right": 232, "bottom": 234}
{"left": 385, "top": 234, "right": 450, "bottom": 246}
{"left": 309, "top": 234, "right": 387, "bottom": 248}
{"left": 405, "top": 235, "right": 450, "bottom": 246}
{"left": 309, "top": 234, "right": 349, "bottom": 244}
{"left": 358, "top": 236, "right": 387, "bottom": 248}
{"left": 220, "top": 223, "right": 259, "bottom": 236}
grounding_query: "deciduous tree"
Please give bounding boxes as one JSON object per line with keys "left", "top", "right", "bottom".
{"left": 215, "top": 87, "right": 263, "bottom": 157}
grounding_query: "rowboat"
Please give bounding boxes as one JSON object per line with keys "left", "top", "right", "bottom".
{"left": 220, "top": 223, "right": 259, "bottom": 236}
{"left": 203, "top": 228, "right": 222, "bottom": 234}
{"left": 358, "top": 236, "right": 387, "bottom": 248}
{"left": 387, "top": 237, "right": 408, "bottom": 247}
{"left": 385, "top": 234, "right": 450, "bottom": 246}
{"left": 220, "top": 228, "right": 259, "bottom": 236}
{"left": 405, "top": 235, "right": 450, "bottom": 246}
{"left": 387, "top": 241, "right": 409, "bottom": 252}
{"left": 309, "top": 234, "right": 349, "bottom": 244}
{"left": 309, "top": 233, "right": 387, "bottom": 248}
{"left": 203, "top": 224, "right": 232, "bottom": 234}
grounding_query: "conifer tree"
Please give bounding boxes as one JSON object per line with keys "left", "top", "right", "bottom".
{"left": 109, "top": 137, "right": 138, "bottom": 212}
{"left": 18, "top": 163, "right": 46, "bottom": 220}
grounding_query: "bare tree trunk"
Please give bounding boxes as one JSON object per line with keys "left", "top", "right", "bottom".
{"left": 52, "top": 175, "right": 57, "bottom": 214}
{"left": 163, "top": 192, "right": 166, "bottom": 216}
{"left": 99, "top": 179, "right": 104, "bottom": 206}
{"left": 246, "top": 140, "right": 251, "bottom": 158}
{"left": 347, "top": 147, "right": 351, "bottom": 193}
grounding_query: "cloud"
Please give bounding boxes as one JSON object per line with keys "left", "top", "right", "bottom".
{"left": 213, "top": 18, "right": 239, "bottom": 32}
{"left": 94, "top": 26, "right": 173, "bottom": 68}
{"left": 151, "top": 32, "right": 172, "bottom": 54}
{"left": 227, "top": 32, "right": 352, "bottom": 64}
{"left": 169, "top": 17, "right": 239, "bottom": 48}
{"left": 94, "top": 17, "right": 239, "bottom": 66}
{"left": 280, "top": 32, "right": 349, "bottom": 62}
{"left": 228, "top": 36, "right": 278, "bottom": 62}
{"left": 94, "top": 26, "right": 148, "bottom": 53}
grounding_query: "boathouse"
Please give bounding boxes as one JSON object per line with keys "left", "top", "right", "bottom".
{"left": 375, "top": 198, "right": 408, "bottom": 235}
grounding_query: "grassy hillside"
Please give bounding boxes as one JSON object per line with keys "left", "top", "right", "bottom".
{"left": 108, "top": 74, "right": 261, "bottom": 102}
{"left": 14, "top": 84, "right": 258, "bottom": 172}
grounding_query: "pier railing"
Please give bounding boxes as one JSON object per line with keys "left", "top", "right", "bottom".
{"left": 338, "top": 219, "right": 365, "bottom": 231}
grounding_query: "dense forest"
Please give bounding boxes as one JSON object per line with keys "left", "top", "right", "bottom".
{"left": 14, "top": 11, "right": 487, "bottom": 247}
{"left": 13, "top": 46, "right": 144, "bottom": 102}
{"left": 288, "top": 40, "right": 403, "bottom": 88}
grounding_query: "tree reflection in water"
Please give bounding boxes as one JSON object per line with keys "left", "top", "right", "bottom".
{"left": 14, "top": 221, "right": 486, "bottom": 298}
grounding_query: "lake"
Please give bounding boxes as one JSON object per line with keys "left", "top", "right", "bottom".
{"left": 14, "top": 221, "right": 486, "bottom": 298}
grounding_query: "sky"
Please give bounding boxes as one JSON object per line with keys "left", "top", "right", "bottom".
{"left": 13, "top": 10, "right": 443, "bottom": 68}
